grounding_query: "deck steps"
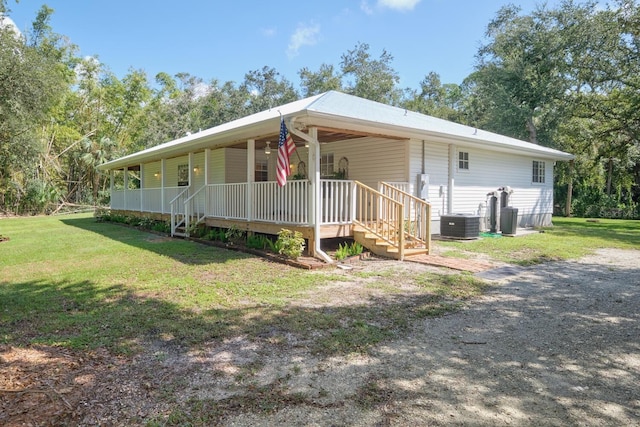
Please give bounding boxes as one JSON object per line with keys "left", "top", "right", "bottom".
{"left": 173, "top": 226, "right": 186, "bottom": 237}
{"left": 352, "top": 227, "right": 428, "bottom": 260}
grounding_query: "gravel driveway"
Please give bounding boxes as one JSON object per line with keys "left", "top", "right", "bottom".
{"left": 225, "top": 248, "right": 640, "bottom": 426}
{"left": 10, "top": 249, "right": 636, "bottom": 426}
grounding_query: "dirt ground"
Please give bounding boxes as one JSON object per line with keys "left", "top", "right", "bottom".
{"left": 1, "top": 248, "right": 639, "bottom": 426}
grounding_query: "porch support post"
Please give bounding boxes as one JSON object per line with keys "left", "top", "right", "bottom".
{"left": 246, "top": 139, "right": 255, "bottom": 221}
{"left": 140, "top": 163, "right": 144, "bottom": 212}
{"left": 288, "top": 120, "right": 332, "bottom": 264}
{"left": 205, "top": 149, "right": 211, "bottom": 186}
{"left": 448, "top": 144, "right": 455, "bottom": 214}
{"left": 123, "top": 167, "right": 128, "bottom": 211}
{"left": 109, "top": 170, "right": 114, "bottom": 209}
{"left": 188, "top": 152, "right": 194, "bottom": 189}
{"left": 308, "top": 129, "right": 319, "bottom": 257}
{"left": 160, "top": 158, "right": 166, "bottom": 214}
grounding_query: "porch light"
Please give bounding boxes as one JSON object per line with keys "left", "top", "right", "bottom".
{"left": 304, "top": 141, "right": 309, "bottom": 148}
{"left": 154, "top": 171, "right": 160, "bottom": 178}
{"left": 193, "top": 166, "right": 199, "bottom": 173}
{"left": 264, "top": 141, "right": 271, "bottom": 156}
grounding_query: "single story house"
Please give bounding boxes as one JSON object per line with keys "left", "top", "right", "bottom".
{"left": 98, "top": 91, "right": 573, "bottom": 262}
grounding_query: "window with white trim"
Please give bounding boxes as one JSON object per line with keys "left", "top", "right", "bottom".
{"left": 532, "top": 160, "right": 545, "bottom": 183}
{"left": 255, "top": 160, "right": 268, "bottom": 182}
{"left": 458, "top": 151, "right": 469, "bottom": 170}
{"left": 320, "top": 153, "right": 334, "bottom": 178}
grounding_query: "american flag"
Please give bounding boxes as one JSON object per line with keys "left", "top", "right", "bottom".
{"left": 276, "top": 118, "right": 296, "bottom": 187}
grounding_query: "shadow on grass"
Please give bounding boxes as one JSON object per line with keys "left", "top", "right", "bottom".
{"left": 0, "top": 276, "right": 458, "bottom": 356}
{"left": 60, "top": 216, "right": 255, "bottom": 266}
{"left": 2, "top": 255, "right": 639, "bottom": 426}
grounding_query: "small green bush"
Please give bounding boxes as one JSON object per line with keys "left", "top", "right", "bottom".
{"left": 152, "top": 221, "right": 171, "bottom": 234}
{"left": 225, "top": 225, "right": 246, "bottom": 243}
{"left": 246, "top": 234, "right": 271, "bottom": 250}
{"left": 206, "top": 228, "right": 227, "bottom": 242}
{"left": 187, "top": 222, "right": 207, "bottom": 238}
{"left": 277, "top": 229, "right": 305, "bottom": 259}
{"left": 335, "top": 241, "right": 364, "bottom": 261}
{"left": 265, "top": 238, "right": 282, "bottom": 254}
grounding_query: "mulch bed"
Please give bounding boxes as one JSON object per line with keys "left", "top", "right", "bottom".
{"left": 188, "top": 237, "right": 330, "bottom": 270}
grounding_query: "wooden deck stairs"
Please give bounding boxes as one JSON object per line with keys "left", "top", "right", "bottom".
{"left": 353, "top": 226, "right": 429, "bottom": 260}
{"left": 351, "top": 181, "right": 432, "bottom": 261}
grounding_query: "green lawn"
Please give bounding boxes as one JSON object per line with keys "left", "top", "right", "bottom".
{"left": 438, "top": 217, "right": 640, "bottom": 265}
{"left": 1, "top": 214, "right": 637, "bottom": 355}
{"left": 0, "top": 213, "right": 332, "bottom": 353}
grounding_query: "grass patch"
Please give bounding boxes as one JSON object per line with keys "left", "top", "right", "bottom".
{"left": 0, "top": 213, "right": 481, "bottom": 358}
{"left": 2, "top": 214, "right": 636, "bottom": 361}
{"left": 437, "top": 217, "right": 640, "bottom": 265}
{"left": 3, "top": 213, "right": 637, "bottom": 425}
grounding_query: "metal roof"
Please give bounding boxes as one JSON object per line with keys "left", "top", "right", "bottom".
{"left": 99, "top": 90, "right": 573, "bottom": 170}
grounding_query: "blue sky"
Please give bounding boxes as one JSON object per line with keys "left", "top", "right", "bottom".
{"left": 6, "top": 0, "right": 563, "bottom": 89}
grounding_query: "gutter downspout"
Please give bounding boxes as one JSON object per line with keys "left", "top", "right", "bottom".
{"left": 448, "top": 144, "right": 455, "bottom": 214}
{"left": 287, "top": 117, "right": 333, "bottom": 264}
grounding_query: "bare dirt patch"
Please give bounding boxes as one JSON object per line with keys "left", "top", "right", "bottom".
{"left": 2, "top": 249, "right": 639, "bottom": 426}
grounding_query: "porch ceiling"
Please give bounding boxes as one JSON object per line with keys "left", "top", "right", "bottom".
{"left": 227, "top": 126, "right": 406, "bottom": 150}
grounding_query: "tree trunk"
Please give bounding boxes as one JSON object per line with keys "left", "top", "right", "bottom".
{"left": 606, "top": 158, "right": 613, "bottom": 195}
{"left": 526, "top": 117, "right": 538, "bottom": 144}
{"left": 565, "top": 160, "right": 573, "bottom": 217}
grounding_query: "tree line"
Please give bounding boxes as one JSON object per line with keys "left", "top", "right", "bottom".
{"left": 0, "top": 0, "right": 638, "bottom": 218}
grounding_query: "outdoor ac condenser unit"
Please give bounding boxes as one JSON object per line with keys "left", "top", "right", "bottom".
{"left": 440, "top": 214, "right": 480, "bottom": 239}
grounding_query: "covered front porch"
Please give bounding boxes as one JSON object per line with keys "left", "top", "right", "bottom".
{"left": 108, "top": 178, "right": 431, "bottom": 261}
{"left": 103, "top": 113, "right": 431, "bottom": 261}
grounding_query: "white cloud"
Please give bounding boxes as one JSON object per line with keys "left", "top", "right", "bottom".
{"left": 0, "top": 16, "right": 21, "bottom": 37}
{"left": 287, "top": 23, "right": 320, "bottom": 58}
{"left": 261, "top": 27, "right": 276, "bottom": 37}
{"left": 360, "top": 0, "right": 374, "bottom": 15}
{"left": 377, "top": 0, "right": 421, "bottom": 11}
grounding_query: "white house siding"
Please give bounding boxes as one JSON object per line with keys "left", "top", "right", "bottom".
{"left": 143, "top": 160, "right": 162, "bottom": 188}
{"left": 408, "top": 141, "right": 555, "bottom": 233}
{"left": 323, "top": 137, "right": 408, "bottom": 187}
{"left": 164, "top": 155, "right": 189, "bottom": 187}
{"left": 452, "top": 149, "right": 554, "bottom": 228}
{"left": 208, "top": 149, "right": 225, "bottom": 184}
{"left": 192, "top": 152, "right": 206, "bottom": 189}
{"left": 225, "top": 148, "right": 248, "bottom": 183}
{"left": 408, "top": 140, "right": 450, "bottom": 219}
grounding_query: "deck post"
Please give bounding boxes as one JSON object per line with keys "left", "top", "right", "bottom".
{"left": 160, "top": 158, "right": 166, "bottom": 213}
{"left": 123, "top": 167, "right": 128, "bottom": 211}
{"left": 140, "top": 163, "right": 144, "bottom": 212}
{"left": 398, "top": 204, "right": 405, "bottom": 261}
{"left": 246, "top": 139, "right": 255, "bottom": 222}
{"left": 188, "top": 152, "right": 194, "bottom": 189}
{"left": 308, "top": 127, "right": 319, "bottom": 257}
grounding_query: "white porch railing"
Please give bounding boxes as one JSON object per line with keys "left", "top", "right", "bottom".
{"left": 124, "top": 189, "right": 141, "bottom": 211}
{"left": 207, "top": 183, "right": 248, "bottom": 220}
{"left": 141, "top": 188, "right": 162, "bottom": 213}
{"left": 111, "top": 180, "right": 362, "bottom": 229}
{"left": 110, "top": 186, "right": 184, "bottom": 214}
{"left": 111, "top": 190, "right": 125, "bottom": 210}
{"left": 320, "top": 179, "right": 353, "bottom": 224}
{"left": 254, "top": 180, "right": 309, "bottom": 223}
{"left": 170, "top": 187, "right": 190, "bottom": 236}
{"left": 381, "top": 181, "right": 411, "bottom": 194}
{"left": 163, "top": 187, "right": 186, "bottom": 213}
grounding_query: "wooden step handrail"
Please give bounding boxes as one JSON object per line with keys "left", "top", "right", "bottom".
{"left": 353, "top": 180, "right": 405, "bottom": 259}
{"left": 379, "top": 181, "right": 431, "bottom": 253}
